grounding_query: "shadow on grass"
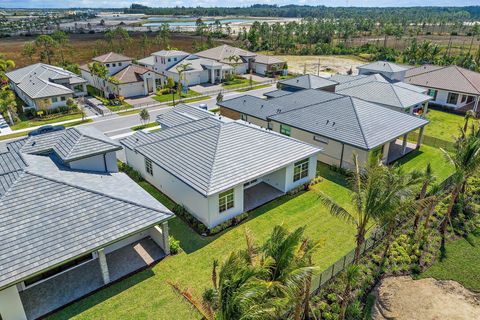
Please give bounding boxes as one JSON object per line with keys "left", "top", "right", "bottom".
{"left": 48, "top": 269, "right": 155, "bottom": 320}
{"left": 391, "top": 148, "right": 425, "bottom": 166}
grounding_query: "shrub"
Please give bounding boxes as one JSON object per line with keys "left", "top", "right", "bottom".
{"left": 168, "top": 235, "right": 181, "bottom": 255}
{"left": 118, "top": 162, "right": 144, "bottom": 182}
{"left": 346, "top": 300, "right": 363, "bottom": 320}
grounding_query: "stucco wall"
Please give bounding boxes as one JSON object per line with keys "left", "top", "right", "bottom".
{"left": 69, "top": 152, "right": 118, "bottom": 173}
{"left": 253, "top": 63, "right": 267, "bottom": 75}
{"left": 0, "top": 285, "right": 27, "bottom": 320}
{"left": 118, "top": 82, "right": 146, "bottom": 98}
{"left": 207, "top": 185, "right": 245, "bottom": 228}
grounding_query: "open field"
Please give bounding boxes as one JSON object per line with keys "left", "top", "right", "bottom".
{"left": 274, "top": 54, "right": 366, "bottom": 75}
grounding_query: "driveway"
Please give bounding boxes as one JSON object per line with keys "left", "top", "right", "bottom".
{"left": 189, "top": 83, "right": 224, "bottom": 94}
{"left": 125, "top": 96, "right": 157, "bottom": 107}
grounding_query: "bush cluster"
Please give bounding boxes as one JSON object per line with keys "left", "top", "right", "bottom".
{"left": 117, "top": 162, "right": 144, "bottom": 183}
{"left": 168, "top": 235, "right": 181, "bottom": 255}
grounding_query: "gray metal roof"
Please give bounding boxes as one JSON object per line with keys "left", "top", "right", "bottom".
{"left": 20, "top": 126, "right": 122, "bottom": 162}
{"left": 333, "top": 74, "right": 389, "bottom": 91}
{"left": 279, "top": 74, "right": 338, "bottom": 90}
{"left": 92, "top": 52, "right": 132, "bottom": 63}
{"left": 167, "top": 55, "right": 230, "bottom": 74}
{"left": 137, "top": 56, "right": 155, "bottom": 67}
{"left": 156, "top": 104, "right": 216, "bottom": 128}
{"left": 152, "top": 50, "right": 189, "bottom": 57}
{"left": 121, "top": 117, "right": 321, "bottom": 196}
{"left": 195, "top": 45, "right": 256, "bottom": 64}
{"left": 358, "top": 61, "right": 409, "bottom": 73}
{"left": 264, "top": 90, "right": 293, "bottom": 99}
{"left": 0, "top": 127, "right": 173, "bottom": 290}
{"left": 269, "top": 96, "right": 428, "bottom": 150}
{"left": 337, "top": 81, "right": 432, "bottom": 109}
{"left": 6, "top": 63, "right": 86, "bottom": 99}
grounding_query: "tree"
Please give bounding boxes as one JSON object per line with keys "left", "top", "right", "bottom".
{"left": 339, "top": 264, "right": 361, "bottom": 320}
{"left": 139, "top": 34, "right": 150, "bottom": 57}
{"left": 318, "top": 154, "right": 420, "bottom": 262}
{"left": 88, "top": 61, "right": 109, "bottom": 95}
{"left": 21, "top": 42, "right": 36, "bottom": 63}
{"left": 227, "top": 55, "right": 242, "bottom": 74}
{"left": 413, "top": 163, "right": 436, "bottom": 231}
{"left": 216, "top": 92, "right": 223, "bottom": 103}
{"left": 0, "top": 54, "right": 15, "bottom": 84}
{"left": 105, "top": 27, "right": 131, "bottom": 53}
{"left": 0, "top": 87, "right": 17, "bottom": 125}
{"left": 175, "top": 63, "right": 191, "bottom": 96}
{"left": 35, "top": 34, "right": 56, "bottom": 64}
{"left": 156, "top": 23, "right": 170, "bottom": 48}
{"left": 51, "top": 30, "right": 71, "bottom": 65}
{"left": 139, "top": 108, "right": 150, "bottom": 125}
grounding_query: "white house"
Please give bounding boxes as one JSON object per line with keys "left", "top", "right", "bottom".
{"left": 5, "top": 63, "right": 87, "bottom": 110}
{"left": 405, "top": 64, "right": 480, "bottom": 113}
{"left": 80, "top": 52, "right": 162, "bottom": 98}
{"left": 120, "top": 104, "right": 321, "bottom": 229}
{"left": 0, "top": 127, "right": 173, "bottom": 320}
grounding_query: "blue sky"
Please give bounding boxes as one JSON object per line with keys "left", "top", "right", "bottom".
{"left": 1, "top": 0, "right": 478, "bottom": 8}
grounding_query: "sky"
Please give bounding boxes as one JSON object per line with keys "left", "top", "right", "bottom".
{"left": 0, "top": 0, "right": 478, "bottom": 8}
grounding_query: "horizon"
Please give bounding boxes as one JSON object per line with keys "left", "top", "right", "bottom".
{"left": 1, "top": 1, "right": 479, "bottom": 9}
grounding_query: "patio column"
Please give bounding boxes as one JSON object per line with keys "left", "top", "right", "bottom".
{"left": 402, "top": 133, "right": 408, "bottom": 155}
{"left": 423, "top": 101, "right": 429, "bottom": 117}
{"left": 82, "top": 83, "right": 87, "bottom": 95}
{"left": 416, "top": 127, "right": 425, "bottom": 149}
{"left": 161, "top": 222, "right": 170, "bottom": 255}
{"left": 143, "top": 78, "right": 149, "bottom": 96}
{"left": 0, "top": 286, "right": 27, "bottom": 320}
{"left": 474, "top": 95, "right": 480, "bottom": 116}
{"left": 98, "top": 248, "right": 110, "bottom": 285}
{"left": 211, "top": 69, "right": 215, "bottom": 84}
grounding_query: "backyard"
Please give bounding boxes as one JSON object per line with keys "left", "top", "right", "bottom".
{"left": 49, "top": 144, "right": 454, "bottom": 319}
{"left": 424, "top": 109, "right": 479, "bottom": 142}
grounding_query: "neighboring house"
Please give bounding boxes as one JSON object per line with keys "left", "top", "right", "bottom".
{"left": 357, "top": 61, "right": 409, "bottom": 81}
{"left": 80, "top": 52, "right": 162, "bottom": 98}
{"left": 195, "top": 44, "right": 285, "bottom": 76}
{"left": 404, "top": 65, "right": 480, "bottom": 112}
{"left": 277, "top": 74, "right": 339, "bottom": 92}
{"left": 121, "top": 104, "right": 320, "bottom": 229}
{"left": 5, "top": 63, "right": 87, "bottom": 111}
{"left": 335, "top": 79, "right": 431, "bottom": 117}
{"left": 219, "top": 89, "right": 429, "bottom": 169}
{"left": 0, "top": 127, "right": 173, "bottom": 320}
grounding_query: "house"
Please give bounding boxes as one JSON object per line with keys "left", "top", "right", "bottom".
{"left": 120, "top": 104, "right": 320, "bottom": 229}
{"left": 404, "top": 65, "right": 480, "bottom": 112}
{"left": 5, "top": 63, "right": 87, "bottom": 110}
{"left": 0, "top": 127, "right": 173, "bottom": 320}
{"left": 277, "top": 74, "right": 339, "bottom": 93}
{"left": 333, "top": 75, "right": 432, "bottom": 116}
{"left": 195, "top": 44, "right": 285, "bottom": 76}
{"left": 357, "top": 61, "right": 409, "bottom": 81}
{"left": 80, "top": 52, "right": 162, "bottom": 98}
{"left": 219, "top": 89, "right": 429, "bottom": 169}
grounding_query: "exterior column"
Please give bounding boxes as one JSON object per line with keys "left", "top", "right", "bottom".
{"left": 417, "top": 127, "right": 424, "bottom": 149}
{"left": 219, "top": 68, "right": 223, "bottom": 82}
{"left": 0, "top": 286, "right": 27, "bottom": 320}
{"left": 423, "top": 101, "right": 429, "bottom": 117}
{"left": 381, "top": 141, "right": 390, "bottom": 164}
{"left": 98, "top": 248, "right": 110, "bottom": 285}
{"left": 402, "top": 133, "right": 408, "bottom": 155}
{"left": 474, "top": 95, "right": 479, "bottom": 116}
{"left": 144, "top": 78, "right": 149, "bottom": 96}
{"left": 211, "top": 69, "right": 215, "bottom": 84}
{"left": 161, "top": 222, "right": 170, "bottom": 255}
{"left": 82, "top": 83, "right": 87, "bottom": 95}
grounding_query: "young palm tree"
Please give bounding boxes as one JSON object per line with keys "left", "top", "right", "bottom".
{"left": 318, "top": 154, "right": 420, "bottom": 262}
{"left": 339, "top": 264, "right": 361, "bottom": 320}
{"left": 0, "top": 54, "right": 15, "bottom": 84}
{"left": 227, "top": 55, "right": 242, "bottom": 75}
{"left": 413, "top": 163, "right": 436, "bottom": 231}
{"left": 175, "top": 63, "right": 191, "bottom": 97}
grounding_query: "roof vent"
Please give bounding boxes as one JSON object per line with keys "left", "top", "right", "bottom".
{"left": 261, "top": 104, "right": 263, "bottom": 108}
{"left": 326, "top": 120, "right": 329, "bottom": 125}
{"left": 332, "top": 121, "right": 336, "bottom": 127}
{"left": 31, "top": 141, "right": 36, "bottom": 146}
{"left": 276, "top": 109, "right": 282, "bottom": 114}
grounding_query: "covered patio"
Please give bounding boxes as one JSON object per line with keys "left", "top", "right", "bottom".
{"left": 19, "top": 237, "right": 165, "bottom": 320}
{"left": 244, "top": 182, "right": 285, "bottom": 212}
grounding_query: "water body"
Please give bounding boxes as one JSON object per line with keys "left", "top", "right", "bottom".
{"left": 144, "top": 18, "right": 249, "bottom": 27}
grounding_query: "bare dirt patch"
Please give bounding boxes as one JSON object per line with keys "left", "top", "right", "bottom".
{"left": 372, "top": 276, "right": 480, "bottom": 320}
{"left": 274, "top": 55, "right": 365, "bottom": 76}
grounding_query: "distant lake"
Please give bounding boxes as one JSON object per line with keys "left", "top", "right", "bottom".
{"left": 144, "top": 18, "right": 250, "bottom": 27}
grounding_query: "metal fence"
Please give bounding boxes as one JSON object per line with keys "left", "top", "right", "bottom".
{"left": 409, "top": 131, "right": 455, "bottom": 152}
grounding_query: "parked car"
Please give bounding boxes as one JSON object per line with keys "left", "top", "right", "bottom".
{"left": 198, "top": 103, "right": 208, "bottom": 110}
{"left": 28, "top": 125, "right": 65, "bottom": 136}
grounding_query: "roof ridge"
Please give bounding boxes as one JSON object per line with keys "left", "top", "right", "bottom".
{"left": 205, "top": 125, "right": 224, "bottom": 194}
{"left": 455, "top": 66, "right": 480, "bottom": 94}
{"left": 389, "top": 83, "right": 405, "bottom": 107}
{"left": 349, "top": 97, "right": 370, "bottom": 149}
{"left": 0, "top": 170, "right": 26, "bottom": 200}
{"left": 407, "top": 64, "right": 449, "bottom": 78}
{"left": 267, "top": 93, "right": 344, "bottom": 118}
{"left": 24, "top": 170, "right": 172, "bottom": 215}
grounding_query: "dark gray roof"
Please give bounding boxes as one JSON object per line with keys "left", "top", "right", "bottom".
{"left": 264, "top": 90, "right": 293, "bottom": 99}
{"left": 269, "top": 96, "right": 428, "bottom": 150}
{"left": 0, "top": 127, "right": 173, "bottom": 290}
{"left": 279, "top": 74, "right": 338, "bottom": 90}
{"left": 121, "top": 117, "right": 321, "bottom": 196}
{"left": 358, "top": 61, "right": 409, "bottom": 73}
{"left": 20, "top": 127, "right": 122, "bottom": 162}
{"left": 156, "top": 104, "right": 216, "bottom": 128}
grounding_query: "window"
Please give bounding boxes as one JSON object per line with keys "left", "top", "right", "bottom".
{"left": 280, "top": 124, "right": 291, "bottom": 136}
{"left": 51, "top": 97, "right": 58, "bottom": 103}
{"left": 106, "top": 63, "right": 110, "bottom": 67}
{"left": 145, "top": 157, "right": 153, "bottom": 175}
{"left": 293, "top": 159, "right": 309, "bottom": 182}
{"left": 119, "top": 62, "right": 122, "bottom": 66}
{"left": 447, "top": 92, "right": 459, "bottom": 105}
{"left": 112, "top": 63, "right": 116, "bottom": 67}
{"left": 267, "top": 121, "right": 273, "bottom": 130}
{"left": 313, "top": 135, "right": 328, "bottom": 144}
{"left": 61, "top": 96, "right": 66, "bottom": 101}
{"left": 174, "top": 57, "right": 177, "bottom": 61}
{"left": 241, "top": 113, "right": 248, "bottom": 121}
{"left": 168, "top": 58, "right": 171, "bottom": 62}
{"left": 219, "top": 189, "right": 234, "bottom": 213}
{"left": 427, "top": 89, "right": 437, "bottom": 101}
{"left": 461, "top": 95, "right": 467, "bottom": 103}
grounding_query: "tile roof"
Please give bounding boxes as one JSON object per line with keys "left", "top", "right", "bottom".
{"left": 5, "top": 63, "right": 85, "bottom": 99}
{"left": 404, "top": 65, "right": 480, "bottom": 95}
{"left": 358, "top": 61, "right": 409, "bottom": 73}
{"left": 333, "top": 74, "right": 389, "bottom": 90}
{"left": 336, "top": 81, "right": 431, "bottom": 109}
{"left": 137, "top": 56, "right": 155, "bottom": 67}
{"left": 279, "top": 74, "right": 338, "bottom": 90}
{"left": 253, "top": 54, "right": 284, "bottom": 65}
{"left": 0, "top": 127, "right": 172, "bottom": 290}
{"left": 152, "top": 50, "right": 189, "bottom": 57}
{"left": 166, "top": 55, "right": 230, "bottom": 74}
{"left": 269, "top": 96, "right": 428, "bottom": 150}
{"left": 92, "top": 52, "right": 132, "bottom": 63}
{"left": 264, "top": 90, "right": 294, "bottom": 99}
{"left": 121, "top": 116, "right": 321, "bottom": 196}
{"left": 195, "top": 44, "right": 256, "bottom": 64}
{"left": 110, "top": 64, "right": 151, "bottom": 84}
{"left": 156, "top": 104, "right": 216, "bottom": 128}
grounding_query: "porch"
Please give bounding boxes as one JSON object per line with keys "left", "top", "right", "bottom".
{"left": 19, "top": 237, "right": 165, "bottom": 320}
{"left": 244, "top": 182, "right": 285, "bottom": 212}
{"left": 387, "top": 139, "right": 417, "bottom": 163}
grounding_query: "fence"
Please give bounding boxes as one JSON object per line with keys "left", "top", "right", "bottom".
{"left": 409, "top": 131, "right": 455, "bottom": 152}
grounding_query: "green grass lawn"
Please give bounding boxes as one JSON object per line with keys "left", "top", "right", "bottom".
{"left": 49, "top": 164, "right": 356, "bottom": 320}
{"left": 153, "top": 90, "right": 200, "bottom": 103}
{"left": 424, "top": 109, "right": 479, "bottom": 142}
{"left": 0, "top": 119, "right": 93, "bottom": 141}
{"left": 236, "top": 83, "right": 272, "bottom": 92}
{"left": 131, "top": 122, "right": 159, "bottom": 131}
{"left": 420, "top": 235, "right": 480, "bottom": 292}
{"left": 222, "top": 77, "right": 259, "bottom": 90}
{"left": 10, "top": 113, "right": 83, "bottom": 130}
{"left": 166, "top": 96, "right": 211, "bottom": 106}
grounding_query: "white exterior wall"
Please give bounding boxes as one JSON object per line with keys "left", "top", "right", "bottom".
{"left": 0, "top": 286, "right": 27, "bottom": 320}
{"left": 236, "top": 63, "right": 248, "bottom": 75}
{"left": 104, "top": 229, "right": 150, "bottom": 254}
{"left": 263, "top": 167, "right": 287, "bottom": 192}
{"left": 207, "top": 185, "right": 244, "bottom": 228}
{"left": 285, "top": 155, "right": 317, "bottom": 190}
{"left": 104, "top": 60, "right": 132, "bottom": 76}
{"left": 253, "top": 63, "right": 267, "bottom": 75}
{"left": 118, "top": 82, "right": 145, "bottom": 98}
{"left": 68, "top": 152, "right": 118, "bottom": 173}
{"left": 426, "top": 88, "right": 473, "bottom": 109}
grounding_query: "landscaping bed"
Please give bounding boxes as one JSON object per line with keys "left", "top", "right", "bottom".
{"left": 153, "top": 89, "right": 200, "bottom": 103}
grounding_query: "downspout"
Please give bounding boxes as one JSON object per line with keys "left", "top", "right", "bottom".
{"left": 339, "top": 143, "right": 345, "bottom": 169}
{"left": 103, "top": 153, "right": 108, "bottom": 172}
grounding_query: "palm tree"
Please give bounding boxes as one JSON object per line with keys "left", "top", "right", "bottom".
{"left": 88, "top": 62, "right": 109, "bottom": 95}
{"left": 175, "top": 62, "right": 191, "bottom": 97}
{"left": 0, "top": 54, "right": 15, "bottom": 83}
{"left": 227, "top": 55, "right": 242, "bottom": 75}
{"left": 0, "top": 86, "right": 17, "bottom": 125}
{"left": 339, "top": 264, "right": 361, "bottom": 320}
{"left": 413, "top": 163, "right": 436, "bottom": 230}
{"left": 318, "top": 154, "right": 420, "bottom": 262}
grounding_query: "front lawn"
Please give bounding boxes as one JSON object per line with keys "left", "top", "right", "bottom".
{"left": 0, "top": 119, "right": 93, "bottom": 141}
{"left": 49, "top": 165, "right": 356, "bottom": 320}
{"left": 9, "top": 113, "right": 84, "bottom": 130}
{"left": 153, "top": 89, "right": 200, "bottom": 103}
{"left": 222, "top": 77, "right": 259, "bottom": 90}
{"left": 420, "top": 235, "right": 480, "bottom": 292}
{"left": 424, "top": 109, "right": 479, "bottom": 142}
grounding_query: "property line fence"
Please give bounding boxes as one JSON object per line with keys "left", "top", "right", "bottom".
{"left": 409, "top": 131, "right": 455, "bottom": 152}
